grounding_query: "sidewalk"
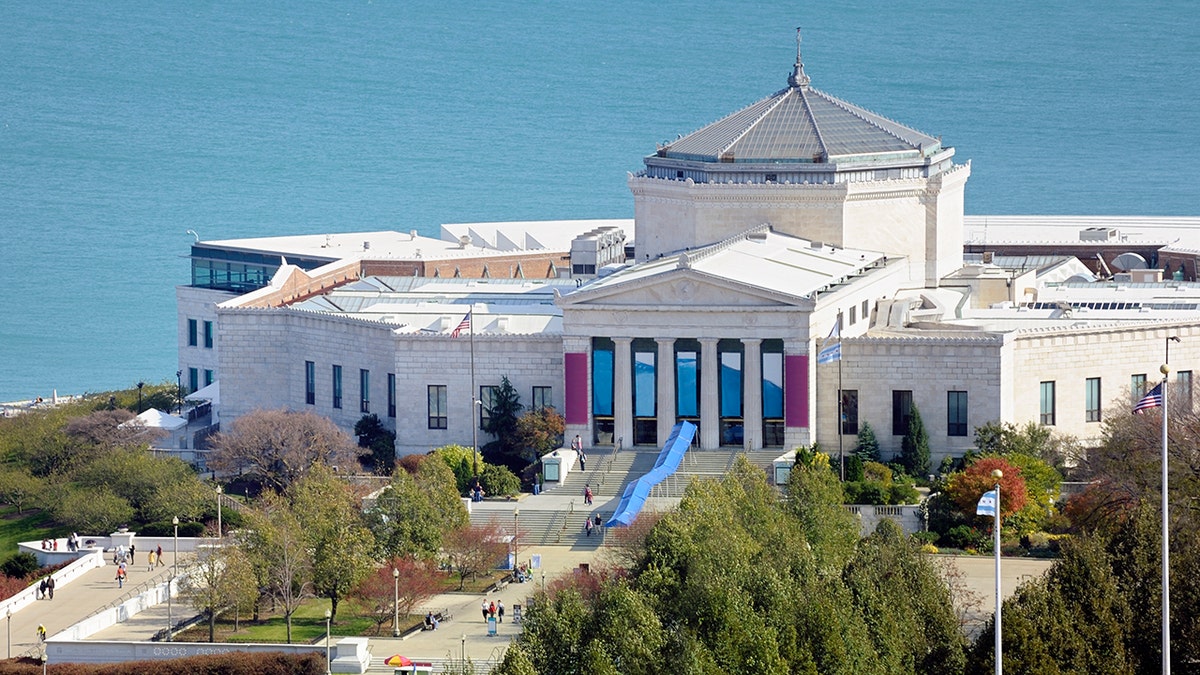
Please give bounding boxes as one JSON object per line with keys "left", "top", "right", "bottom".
{"left": 7, "top": 551, "right": 183, "bottom": 658}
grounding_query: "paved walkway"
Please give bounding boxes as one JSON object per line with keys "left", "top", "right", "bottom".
{"left": 7, "top": 551, "right": 183, "bottom": 659}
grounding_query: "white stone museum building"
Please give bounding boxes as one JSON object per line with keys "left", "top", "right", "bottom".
{"left": 178, "top": 39, "right": 1200, "bottom": 466}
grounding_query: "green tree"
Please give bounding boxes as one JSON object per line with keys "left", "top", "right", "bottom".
{"left": 481, "top": 376, "right": 524, "bottom": 471}
{"left": 968, "top": 535, "right": 1131, "bottom": 673}
{"left": 853, "top": 421, "right": 881, "bottom": 463}
{"left": 288, "top": 464, "right": 376, "bottom": 621}
{"left": 52, "top": 486, "right": 134, "bottom": 533}
{"left": 367, "top": 456, "right": 467, "bottom": 559}
{"left": 75, "top": 450, "right": 207, "bottom": 524}
{"left": 0, "top": 466, "right": 43, "bottom": 513}
{"left": 431, "top": 444, "right": 483, "bottom": 495}
{"left": 898, "top": 403, "right": 930, "bottom": 477}
{"left": 354, "top": 413, "right": 396, "bottom": 475}
{"left": 844, "top": 520, "right": 965, "bottom": 672}
{"left": 784, "top": 449, "right": 858, "bottom": 572}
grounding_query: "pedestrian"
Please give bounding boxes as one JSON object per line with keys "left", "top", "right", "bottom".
{"left": 46, "top": 575, "right": 55, "bottom": 600}
{"left": 498, "top": 600, "right": 505, "bottom": 623}
{"left": 129, "top": 544, "right": 136, "bottom": 564}
{"left": 116, "top": 567, "right": 126, "bottom": 588}
{"left": 489, "top": 601, "right": 496, "bottom": 619}
{"left": 579, "top": 449, "right": 586, "bottom": 472}
{"left": 155, "top": 545, "right": 164, "bottom": 567}
{"left": 52, "top": 539, "right": 58, "bottom": 551}
{"left": 594, "top": 513, "right": 603, "bottom": 528}
{"left": 571, "top": 434, "right": 582, "bottom": 453}
{"left": 37, "top": 625, "right": 46, "bottom": 643}
{"left": 585, "top": 517, "right": 593, "bottom": 537}
{"left": 481, "top": 599, "right": 489, "bottom": 622}
{"left": 38, "top": 578, "right": 47, "bottom": 600}
{"left": 147, "top": 550, "right": 156, "bottom": 571}
{"left": 584, "top": 485, "right": 593, "bottom": 505}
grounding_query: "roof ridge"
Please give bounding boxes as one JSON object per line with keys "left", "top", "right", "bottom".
{"left": 716, "top": 91, "right": 791, "bottom": 159}
{"left": 682, "top": 224, "right": 773, "bottom": 265}
{"left": 796, "top": 87, "right": 828, "bottom": 161}
{"left": 810, "top": 88, "right": 930, "bottom": 151}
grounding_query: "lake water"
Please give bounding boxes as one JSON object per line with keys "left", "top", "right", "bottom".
{"left": 1, "top": 1, "right": 1197, "bottom": 401}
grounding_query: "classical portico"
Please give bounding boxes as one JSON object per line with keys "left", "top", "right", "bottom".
{"left": 557, "top": 225, "right": 906, "bottom": 451}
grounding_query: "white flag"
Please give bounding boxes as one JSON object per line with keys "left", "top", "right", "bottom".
{"left": 976, "top": 489, "right": 998, "bottom": 517}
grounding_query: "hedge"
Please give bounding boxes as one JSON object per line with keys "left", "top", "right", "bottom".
{"left": 0, "top": 651, "right": 324, "bottom": 674}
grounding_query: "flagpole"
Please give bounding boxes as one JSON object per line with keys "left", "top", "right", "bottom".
{"left": 993, "top": 468, "right": 1003, "bottom": 675}
{"left": 1160, "top": 364, "right": 1170, "bottom": 674}
{"left": 470, "top": 305, "right": 478, "bottom": 480}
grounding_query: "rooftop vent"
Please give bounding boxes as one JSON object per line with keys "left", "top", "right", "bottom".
{"left": 458, "top": 235, "right": 471, "bottom": 249}
{"left": 1080, "top": 227, "right": 1118, "bottom": 241}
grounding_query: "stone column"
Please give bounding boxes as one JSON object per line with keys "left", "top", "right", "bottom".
{"left": 699, "top": 338, "right": 720, "bottom": 450}
{"left": 613, "top": 337, "right": 633, "bottom": 448}
{"left": 656, "top": 338, "right": 676, "bottom": 446}
{"left": 742, "top": 338, "right": 762, "bottom": 450}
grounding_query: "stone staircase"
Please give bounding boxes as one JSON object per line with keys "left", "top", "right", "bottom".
{"left": 473, "top": 446, "right": 792, "bottom": 549}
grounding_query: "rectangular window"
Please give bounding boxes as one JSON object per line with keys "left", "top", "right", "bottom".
{"left": 1085, "top": 377, "right": 1101, "bottom": 422}
{"left": 1131, "top": 373, "right": 1147, "bottom": 401}
{"left": 187, "top": 319, "right": 198, "bottom": 347}
{"left": 204, "top": 369, "right": 214, "bottom": 387}
{"left": 332, "top": 365, "right": 342, "bottom": 409}
{"left": 947, "top": 391, "right": 968, "bottom": 437}
{"left": 675, "top": 349, "right": 699, "bottom": 418}
{"left": 1040, "top": 381, "right": 1056, "bottom": 425}
{"left": 861, "top": 299, "right": 869, "bottom": 323}
{"left": 849, "top": 306, "right": 857, "bottom": 326}
{"left": 480, "top": 385, "right": 499, "bottom": 430}
{"left": 360, "top": 369, "right": 370, "bottom": 413}
{"left": 634, "top": 350, "right": 657, "bottom": 417}
{"left": 1179, "top": 370, "right": 1193, "bottom": 411}
{"left": 305, "top": 361, "right": 316, "bottom": 405}
{"left": 532, "top": 386, "right": 552, "bottom": 411}
{"left": 840, "top": 390, "right": 858, "bottom": 435}
{"left": 592, "top": 342, "right": 614, "bottom": 416}
{"left": 387, "top": 373, "right": 396, "bottom": 418}
{"left": 203, "top": 320, "right": 214, "bottom": 349}
{"left": 892, "top": 390, "right": 913, "bottom": 436}
{"left": 428, "top": 385, "right": 447, "bottom": 429}
{"left": 188, "top": 367, "right": 199, "bottom": 395}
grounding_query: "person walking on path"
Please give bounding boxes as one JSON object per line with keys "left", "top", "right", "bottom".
{"left": 38, "top": 578, "right": 47, "bottom": 600}
{"left": 116, "top": 567, "right": 126, "bottom": 588}
{"left": 155, "top": 545, "right": 164, "bottom": 567}
{"left": 147, "top": 550, "right": 156, "bottom": 571}
{"left": 481, "top": 599, "right": 489, "bottom": 622}
{"left": 37, "top": 625, "right": 45, "bottom": 643}
{"left": 46, "top": 575, "right": 55, "bottom": 600}
{"left": 584, "top": 485, "right": 593, "bottom": 506}
{"left": 585, "top": 517, "right": 594, "bottom": 537}
{"left": 129, "top": 544, "right": 135, "bottom": 565}
{"left": 489, "top": 601, "right": 496, "bottom": 620}
{"left": 498, "top": 601, "right": 505, "bottom": 623}
{"left": 571, "top": 434, "right": 583, "bottom": 453}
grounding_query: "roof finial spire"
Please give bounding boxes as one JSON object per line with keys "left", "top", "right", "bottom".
{"left": 788, "top": 26, "right": 811, "bottom": 88}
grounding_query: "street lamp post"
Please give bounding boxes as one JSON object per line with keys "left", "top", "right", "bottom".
{"left": 215, "top": 485, "right": 223, "bottom": 539}
{"left": 6, "top": 607, "right": 10, "bottom": 659}
{"left": 137, "top": 381, "right": 145, "bottom": 413}
{"left": 513, "top": 509, "right": 520, "bottom": 567}
{"left": 460, "top": 634, "right": 466, "bottom": 665}
{"left": 175, "top": 370, "right": 183, "bottom": 414}
{"left": 325, "top": 609, "right": 332, "bottom": 675}
{"left": 472, "top": 399, "right": 481, "bottom": 479}
{"left": 392, "top": 568, "right": 400, "bottom": 638}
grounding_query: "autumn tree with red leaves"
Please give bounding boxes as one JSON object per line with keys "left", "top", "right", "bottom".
{"left": 946, "top": 456, "right": 1027, "bottom": 519}
{"left": 443, "top": 522, "right": 509, "bottom": 591}
{"left": 353, "top": 557, "right": 442, "bottom": 634}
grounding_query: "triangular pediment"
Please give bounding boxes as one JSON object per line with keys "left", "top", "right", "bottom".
{"left": 561, "top": 268, "right": 810, "bottom": 309}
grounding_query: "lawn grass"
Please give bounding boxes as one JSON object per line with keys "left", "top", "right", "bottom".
{"left": 174, "top": 596, "right": 389, "bottom": 644}
{"left": 0, "top": 507, "right": 59, "bottom": 563}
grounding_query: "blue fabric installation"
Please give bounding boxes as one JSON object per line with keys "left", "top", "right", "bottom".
{"left": 605, "top": 421, "right": 697, "bottom": 527}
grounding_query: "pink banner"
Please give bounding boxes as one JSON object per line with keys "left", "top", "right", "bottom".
{"left": 784, "top": 354, "right": 808, "bottom": 428}
{"left": 564, "top": 352, "right": 589, "bottom": 425}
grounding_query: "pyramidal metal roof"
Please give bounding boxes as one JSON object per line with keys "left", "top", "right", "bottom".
{"left": 658, "top": 31, "right": 940, "bottom": 164}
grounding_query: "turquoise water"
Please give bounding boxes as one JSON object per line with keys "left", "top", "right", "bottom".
{"left": 1, "top": 2, "right": 1198, "bottom": 401}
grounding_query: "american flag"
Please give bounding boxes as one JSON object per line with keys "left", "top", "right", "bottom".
{"left": 1133, "top": 382, "right": 1163, "bottom": 414}
{"left": 449, "top": 312, "right": 471, "bottom": 338}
